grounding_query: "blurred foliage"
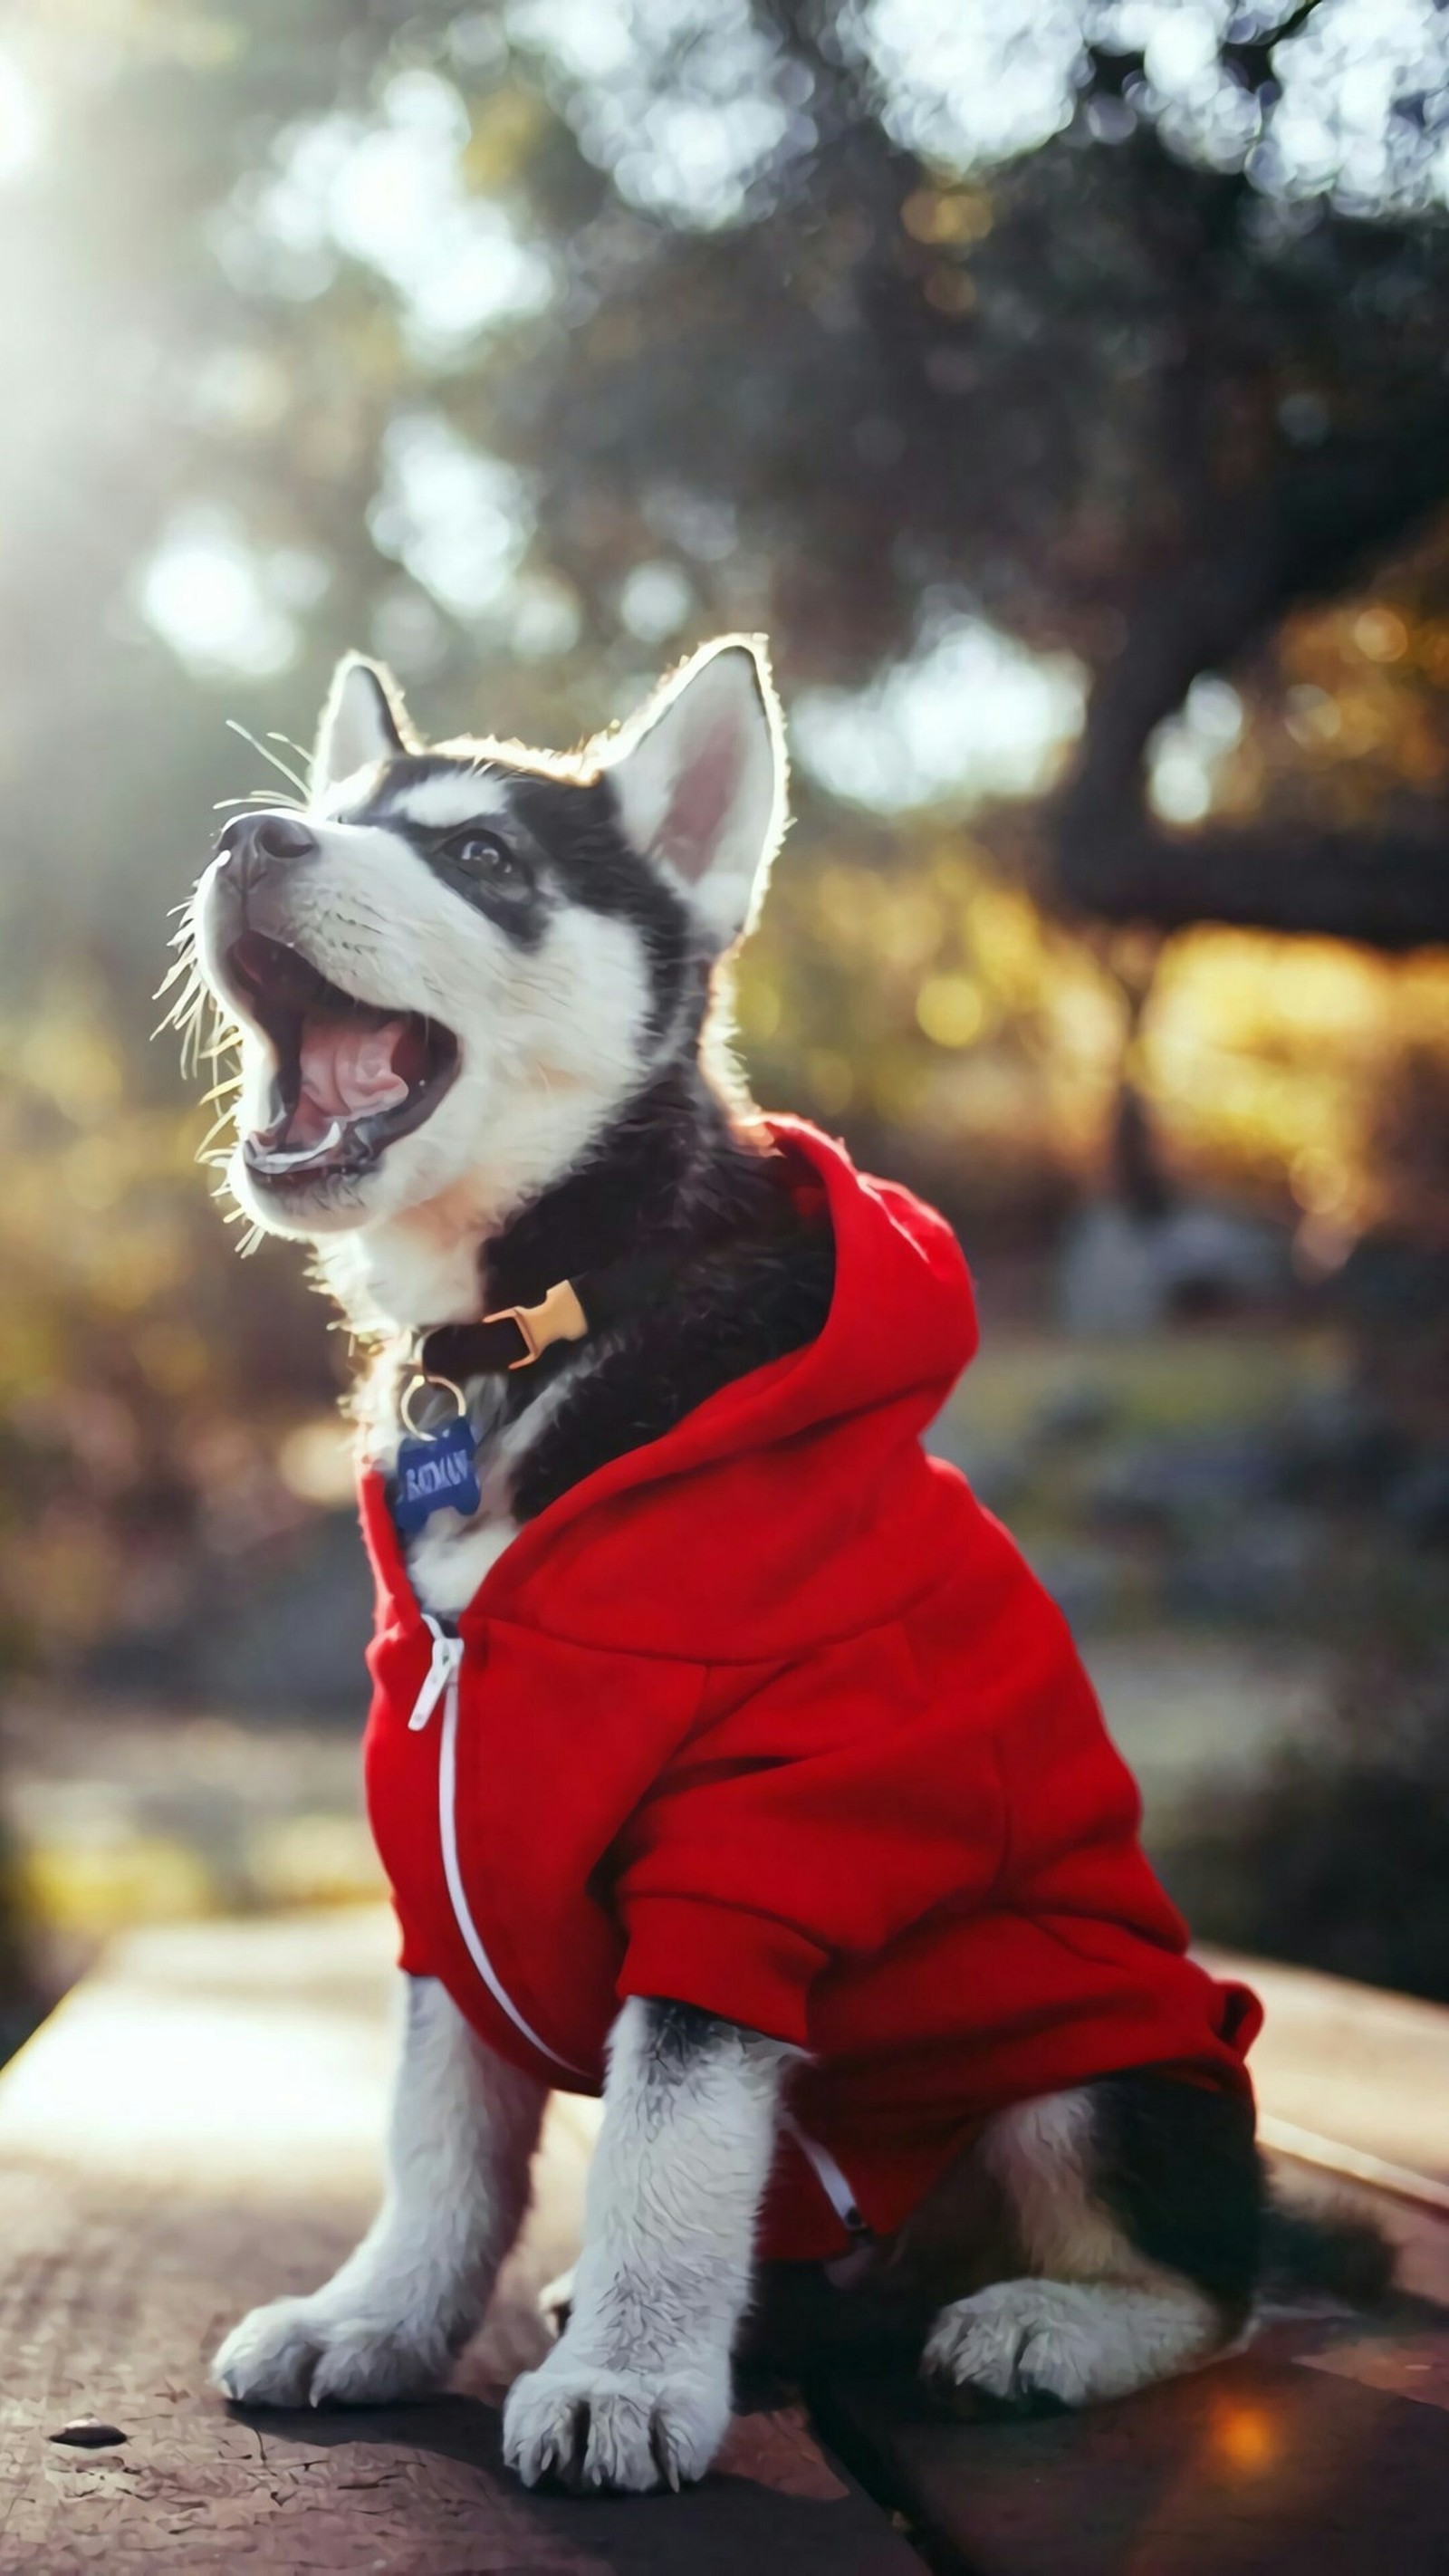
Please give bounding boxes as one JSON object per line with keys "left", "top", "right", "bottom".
{"left": 739, "top": 822, "right": 1127, "bottom": 1220}
{"left": 2, "top": 0, "right": 1449, "bottom": 1678}
{"left": 0, "top": 976, "right": 337, "bottom": 1674}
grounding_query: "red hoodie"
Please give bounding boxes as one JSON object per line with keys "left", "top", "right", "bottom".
{"left": 361, "top": 1119, "right": 1260, "bottom": 2262}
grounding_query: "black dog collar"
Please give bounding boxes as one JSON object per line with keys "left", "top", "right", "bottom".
{"left": 410, "top": 1249, "right": 683, "bottom": 1384}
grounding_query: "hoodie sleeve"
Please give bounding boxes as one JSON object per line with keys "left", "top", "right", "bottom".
{"left": 612, "top": 1624, "right": 1011, "bottom": 2046}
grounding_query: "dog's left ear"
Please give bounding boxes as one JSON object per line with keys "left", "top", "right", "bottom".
{"left": 312, "top": 654, "right": 419, "bottom": 797}
{"left": 605, "top": 637, "right": 786, "bottom": 945}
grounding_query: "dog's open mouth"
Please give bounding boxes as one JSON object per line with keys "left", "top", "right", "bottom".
{"left": 227, "top": 932, "right": 460, "bottom": 1187}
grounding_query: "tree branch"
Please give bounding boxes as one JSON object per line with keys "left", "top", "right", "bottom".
{"left": 1054, "top": 816, "right": 1449, "bottom": 951}
{"left": 1053, "top": 417, "right": 1449, "bottom": 951}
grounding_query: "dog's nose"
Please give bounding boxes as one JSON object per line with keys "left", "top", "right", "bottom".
{"left": 216, "top": 811, "right": 319, "bottom": 894}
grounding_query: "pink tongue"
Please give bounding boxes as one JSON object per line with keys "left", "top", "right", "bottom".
{"left": 291, "top": 1014, "right": 410, "bottom": 1143}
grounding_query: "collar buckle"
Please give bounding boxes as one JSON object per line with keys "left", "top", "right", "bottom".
{"left": 484, "top": 1277, "right": 590, "bottom": 1370}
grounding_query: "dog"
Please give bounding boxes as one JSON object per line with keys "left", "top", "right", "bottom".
{"left": 178, "top": 637, "right": 1383, "bottom": 2494}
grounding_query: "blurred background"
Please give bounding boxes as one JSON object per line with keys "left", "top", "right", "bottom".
{"left": 0, "top": 0, "right": 1447, "bottom": 2050}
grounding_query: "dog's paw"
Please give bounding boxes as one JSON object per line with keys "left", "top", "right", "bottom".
{"left": 502, "top": 2346, "right": 730, "bottom": 2493}
{"left": 212, "top": 2293, "right": 448, "bottom": 2409}
{"left": 923, "top": 2280, "right": 1117, "bottom": 2413}
{"left": 922, "top": 2279, "right": 1213, "bottom": 2414}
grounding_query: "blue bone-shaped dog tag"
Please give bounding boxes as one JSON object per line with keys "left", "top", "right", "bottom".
{"left": 393, "top": 1420, "right": 482, "bottom": 1534}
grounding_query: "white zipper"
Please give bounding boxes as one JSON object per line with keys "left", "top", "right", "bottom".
{"left": 408, "top": 1620, "right": 876, "bottom": 2191}
{"left": 781, "top": 2110, "right": 871, "bottom": 2239}
{"left": 409, "top": 1615, "right": 589, "bottom": 2079}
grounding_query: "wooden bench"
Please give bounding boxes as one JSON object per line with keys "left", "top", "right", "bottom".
{"left": 1, "top": 1910, "right": 1446, "bottom": 2572}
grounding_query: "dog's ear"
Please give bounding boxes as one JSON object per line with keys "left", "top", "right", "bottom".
{"left": 312, "top": 654, "right": 418, "bottom": 796}
{"left": 604, "top": 637, "right": 786, "bottom": 945}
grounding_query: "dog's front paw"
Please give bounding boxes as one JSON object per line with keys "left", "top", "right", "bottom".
{"left": 212, "top": 2293, "right": 449, "bottom": 2409}
{"left": 502, "top": 2343, "right": 731, "bottom": 2493}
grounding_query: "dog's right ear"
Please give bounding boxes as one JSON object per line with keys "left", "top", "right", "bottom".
{"left": 312, "top": 654, "right": 418, "bottom": 797}
{"left": 604, "top": 636, "right": 786, "bottom": 947}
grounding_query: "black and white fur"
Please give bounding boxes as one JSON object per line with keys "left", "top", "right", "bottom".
{"left": 185, "top": 640, "right": 1379, "bottom": 2492}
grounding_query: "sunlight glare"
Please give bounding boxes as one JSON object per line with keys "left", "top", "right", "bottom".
{"left": 220, "top": 74, "right": 552, "bottom": 352}
{"left": 0, "top": 49, "right": 42, "bottom": 185}
{"left": 508, "top": 0, "right": 803, "bottom": 228}
{"left": 140, "top": 509, "right": 300, "bottom": 678}
{"left": 1147, "top": 674, "right": 1243, "bottom": 826}
{"left": 369, "top": 413, "right": 533, "bottom": 622}
{"left": 857, "top": 0, "right": 1086, "bottom": 171}
{"left": 794, "top": 615, "right": 1087, "bottom": 815}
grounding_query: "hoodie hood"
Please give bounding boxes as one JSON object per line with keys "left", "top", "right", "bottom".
{"left": 360, "top": 1119, "right": 980, "bottom": 1665}
{"left": 729, "top": 1117, "right": 979, "bottom": 1445}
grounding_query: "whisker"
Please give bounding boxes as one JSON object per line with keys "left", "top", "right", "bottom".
{"left": 226, "top": 718, "right": 310, "bottom": 797}
{"left": 213, "top": 790, "right": 305, "bottom": 813}
{"left": 153, "top": 999, "right": 199, "bottom": 1051}
{"left": 162, "top": 977, "right": 213, "bottom": 1074}
{"left": 155, "top": 973, "right": 203, "bottom": 1023}
{"left": 214, "top": 1190, "right": 265, "bottom": 1257}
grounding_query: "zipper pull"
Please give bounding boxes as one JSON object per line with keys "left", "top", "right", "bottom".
{"left": 408, "top": 1616, "right": 465, "bottom": 1731}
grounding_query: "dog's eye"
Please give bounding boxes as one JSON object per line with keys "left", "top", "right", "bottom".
{"left": 441, "top": 828, "right": 531, "bottom": 894}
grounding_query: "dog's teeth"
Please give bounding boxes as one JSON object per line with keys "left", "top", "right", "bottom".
{"left": 248, "top": 1118, "right": 346, "bottom": 1173}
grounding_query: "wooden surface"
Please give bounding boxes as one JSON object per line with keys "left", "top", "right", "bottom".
{"left": 5, "top": 1908, "right": 1449, "bottom": 2574}
{"left": 815, "top": 1948, "right": 1449, "bottom": 2576}
{"left": 816, "top": 2313, "right": 1449, "bottom": 2576}
{"left": 1204, "top": 1946, "right": 1449, "bottom": 2200}
{"left": 0, "top": 1909, "right": 915, "bottom": 2574}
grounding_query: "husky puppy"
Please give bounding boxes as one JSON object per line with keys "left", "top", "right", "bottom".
{"left": 182, "top": 639, "right": 1379, "bottom": 2494}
